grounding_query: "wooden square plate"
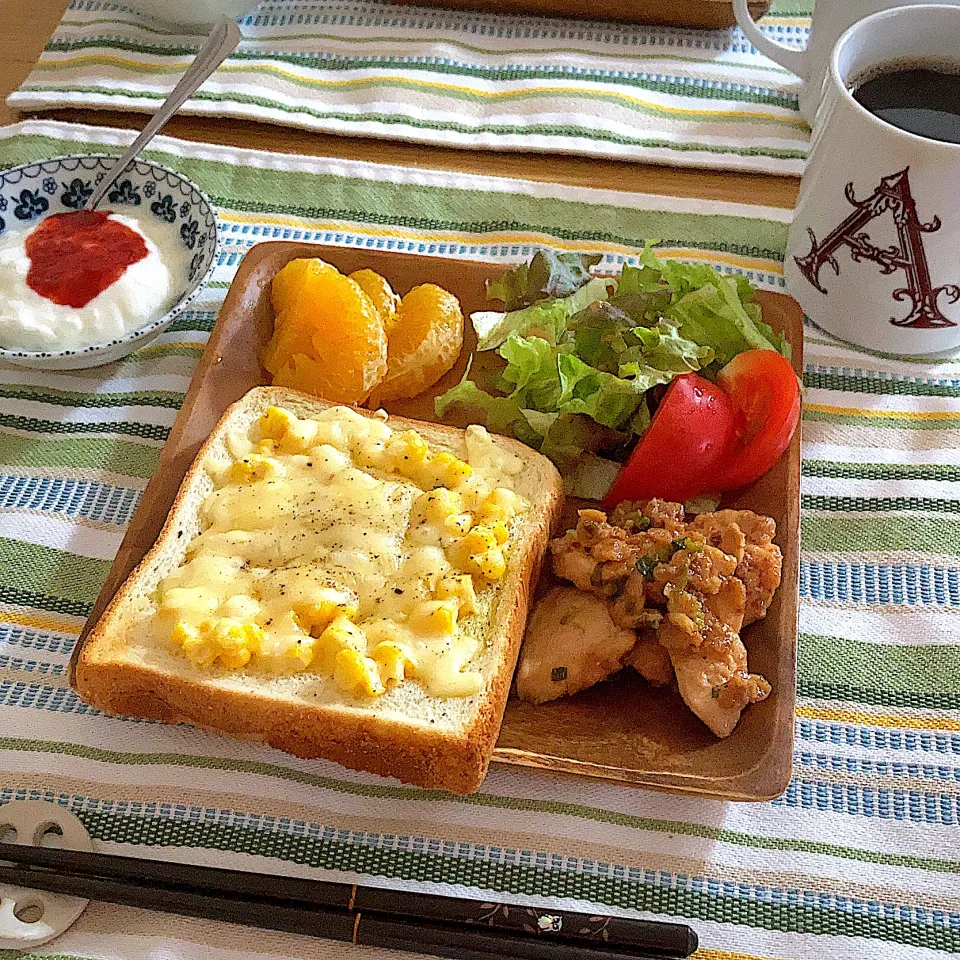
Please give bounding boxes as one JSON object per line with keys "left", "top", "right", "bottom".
{"left": 71, "top": 241, "right": 801, "bottom": 801}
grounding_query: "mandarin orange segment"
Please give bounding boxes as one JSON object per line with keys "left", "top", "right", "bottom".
{"left": 374, "top": 283, "right": 464, "bottom": 404}
{"left": 263, "top": 314, "right": 313, "bottom": 374}
{"left": 349, "top": 269, "right": 400, "bottom": 333}
{"left": 271, "top": 258, "right": 338, "bottom": 317}
{"left": 265, "top": 258, "right": 387, "bottom": 404}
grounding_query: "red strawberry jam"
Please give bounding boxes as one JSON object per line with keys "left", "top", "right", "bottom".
{"left": 26, "top": 210, "right": 148, "bottom": 309}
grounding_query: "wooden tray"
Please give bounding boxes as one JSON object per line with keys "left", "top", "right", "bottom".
{"left": 392, "top": 0, "right": 771, "bottom": 29}
{"left": 71, "top": 241, "right": 801, "bottom": 801}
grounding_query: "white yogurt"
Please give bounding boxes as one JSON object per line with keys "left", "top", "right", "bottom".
{"left": 0, "top": 212, "right": 190, "bottom": 353}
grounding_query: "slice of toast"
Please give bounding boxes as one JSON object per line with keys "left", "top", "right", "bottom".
{"left": 74, "top": 386, "right": 563, "bottom": 793}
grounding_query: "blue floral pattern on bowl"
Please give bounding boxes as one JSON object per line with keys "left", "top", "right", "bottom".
{"left": 107, "top": 179, "right": 141, "bottom": 206}
{"left": 0, "top": 153, "right": 219, "bottom": 371}
{"left": 60, "top": 178, "right": 93, "bottom": 210}
{"left": 180, "top": 219, "right": 200, "bottom": 250}
{"left": 13, "top": 189, "right": 49, "bottom": 222}
{"left": 151, "top": 193, "right": 177, "bottom": 224}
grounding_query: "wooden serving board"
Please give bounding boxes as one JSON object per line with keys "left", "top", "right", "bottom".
{"left": 71, "top": 241, "right": 801, "bottom": 801}
{"left": 392, "top": 0, "right": 770, "bottom": 29}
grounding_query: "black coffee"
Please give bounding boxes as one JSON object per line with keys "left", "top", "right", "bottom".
{"left": 851, "top": 63, "right": 960, "bottom": 145}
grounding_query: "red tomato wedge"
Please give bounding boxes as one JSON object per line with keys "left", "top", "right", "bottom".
{"left": 714, "top": 349, "right": 801, "bottom": 492}
{"left": 603, "top": 372, "right": 735, "bottom": 507}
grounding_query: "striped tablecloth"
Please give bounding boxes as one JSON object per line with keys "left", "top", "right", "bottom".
{"left": 1, "top": 118, "right": 959, "bottom": 960}
{"left": 7, "top": 0, "right": 811, "bottom": 175}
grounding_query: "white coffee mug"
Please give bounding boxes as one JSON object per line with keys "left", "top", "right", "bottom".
{"left": 784, "top": 5, "right": 960, "bottom": 356}
{"left": 733, "top": 0, "right": 960, "bottom": 122}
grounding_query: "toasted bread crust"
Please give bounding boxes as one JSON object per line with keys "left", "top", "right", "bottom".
{"left": 75, "top": 386, "right": 563, "bottom": 794}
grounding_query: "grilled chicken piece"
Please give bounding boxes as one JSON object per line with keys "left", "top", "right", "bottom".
{"left": 516, "top": 587, "right": 636, "bottom": 704}
{"left": 703, "top": 574, "right": 747, "bottom": 632}
{"left": 641, "top": 498, "right": 687, "bottom": 537}
{"left": 575, "top": 509, "right": 627, "bottom": 555}
{"left": 623, "top": 632, "right": 673, "bottom": 686}
{"left": 552, "top": 510, "right": 674, "bottom": 599}
{"left": 689, "top": 509, "right": 782, "bottom": 625}
{"left": 739, "top": 542, "right": 783, "bottom": 625}
{"left": 657, "top": 578, "right": 770, "bottom": 738}
{"left": 688, "top": 513, "right": 747, "bottom": 563}
{"left": 609, "top": 571, "right": 648, "bottom": 630}
{"left": 707, "top": 509, "right": 776, "bottom": 546}
{"left": 653, "top": 544, "right": 737, "bottom": 598}
{"left": 550, "top": 535, "right": 597, "bottom": 592}
{"left": 610, "top": 498, "right": 686, "bottom": 537}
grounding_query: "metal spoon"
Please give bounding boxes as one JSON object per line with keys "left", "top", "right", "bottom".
{"left": 85, "top": 16, "right": 242, "bottom": 211}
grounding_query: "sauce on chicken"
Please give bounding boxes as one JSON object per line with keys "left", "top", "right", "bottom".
{"left": 516, "top": 498, "right": 782, "bottom": 738}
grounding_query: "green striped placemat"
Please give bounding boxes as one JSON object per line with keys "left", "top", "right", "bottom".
{"left": 1, "top": 119, "right": 959, "bottom": 960}
{"left": 7, "top": 0, "right": 812, "bottom": 176}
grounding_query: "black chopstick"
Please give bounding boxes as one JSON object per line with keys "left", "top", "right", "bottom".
{"left": 0, "top": 843, "right": 696, "bottom": 958}
{"left": 0, "top": 865, "right": 631, "bottom": 960}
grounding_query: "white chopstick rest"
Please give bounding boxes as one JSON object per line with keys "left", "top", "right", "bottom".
{"left": 0, "top": 800, "right": 92, "bottom": 948}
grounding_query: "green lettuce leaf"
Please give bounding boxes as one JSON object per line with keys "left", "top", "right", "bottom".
{"left": 622, "top": 246, "right": 792, "bottom": 363}
{"left": 485, "top": 250, "right": 603, "bottom": 309}
{"left": 499, "top": 333, "right": 569, "bottom": 412}
{"left": 617, "top": 245, "right": 670, "bottom": 296}
{"left": 569, "top": 301, "right": 634, "bottom": 370}
{"left": 629, "top": 320, "right": 714, "bottom": 373}
{"left": 561, "top": 453, "right": 621, "bottom": 501}
{"left": 499, "top": 333, "right": 556, "bottom": 392}
{"left": 520, "top": 408, "right": 560, "bottom": 439}
{"left": 668, "top": 276, "right": 788, "bottom": 366}
{"left": 434, "top": 378, "right": 523, "bottom": 435}
{"left": 484, "top": 262, "right": 531, "bottom": 311}
{"left": 474, "top": 277, "right": 614, "bottom": 351}
{"left": 473, "top": 301, "right": 567, "bottom": 353}
{"left": 572, "top": 308, "right": 712, "bottom": 380}
{"left": 556, "top": 353, "right": 651, "bottom": 429}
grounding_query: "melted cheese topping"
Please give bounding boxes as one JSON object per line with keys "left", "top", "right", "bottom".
{"left": 150, "top": 405, "right": 527, "bottom": 699}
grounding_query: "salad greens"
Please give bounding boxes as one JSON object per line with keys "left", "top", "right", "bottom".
{"left": 435, "top": 245, "right": 790, "bottom": 486}
{"left": 484, "top": 249, "right": 604, "bottom": 309}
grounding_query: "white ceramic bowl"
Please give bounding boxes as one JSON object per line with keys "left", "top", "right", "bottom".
{"left": 0, "top": 154, "right": 219, "bottom": 370}
{"left": 129, "top": 0, "right": 254, "bottom": 29}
